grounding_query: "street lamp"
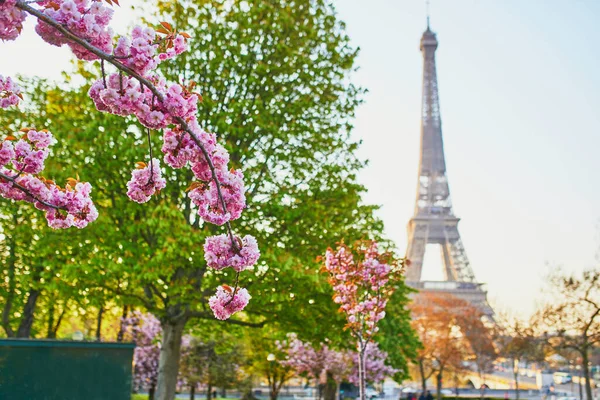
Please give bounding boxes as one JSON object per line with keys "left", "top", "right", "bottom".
{"left": 267, "top": 353, "right": 276, "bottom": 362}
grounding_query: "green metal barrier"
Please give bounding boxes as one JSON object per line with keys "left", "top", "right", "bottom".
{"left": 0, "top": 339, "right": 135, "bottom": 400}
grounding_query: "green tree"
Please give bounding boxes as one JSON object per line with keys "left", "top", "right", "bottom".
{"left": 377, "top": 284, "right": 421, "bottom": 383}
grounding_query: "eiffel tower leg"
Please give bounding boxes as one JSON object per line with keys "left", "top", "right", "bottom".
{"left": 406, "top": 222, "right": 427, "bottom": 282}
{"left": 444, "top": 226, "right": 476, "bottom": 282}
{"left": 440, "top": 242, "right": 457, "bottom": 281}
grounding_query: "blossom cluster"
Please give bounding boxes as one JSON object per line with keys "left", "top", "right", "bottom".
{"left": 163, "top": 123, "right": 246, "bottom": 226}
{"left": 0, "top": 0, "right": 27, "bottom": 41}
{"left": 323, "top": 241, "right": 399, "bottom": 338}
{"left": 204, "top": 234, "right": 260, "bottom": 271}
{"left": 208, "top": 286, "right": 251, "bottom": 320}
{"left": 89, "top": 74, "right": 196, "bottom": 130}
{"left": 0, "top": 75, "right": 22, "bottom": 109}
{"left": 0, "top": 129, "right": 98, "bottom": 229}
{"left": 126, "top": 158, "right": 166, "bottom": 204}
{"left": 36, "top": 0, "right": 115, "bottom": 60}
{"left": 115, "top": 25, "right": 187, "bottom": 75}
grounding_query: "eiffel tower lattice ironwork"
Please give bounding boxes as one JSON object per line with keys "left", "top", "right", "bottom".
{"left": 405, "top": 22, "right": 493, "bottom": 316}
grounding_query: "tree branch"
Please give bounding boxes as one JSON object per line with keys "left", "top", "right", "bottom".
{"left": 0, "top": 170, "right": 66, "bottom": 211}
{"left": 16, "top": 1, "right": 240, "bottom": 252}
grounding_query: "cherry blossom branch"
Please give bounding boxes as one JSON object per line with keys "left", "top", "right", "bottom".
{"left": 0, "top": 170, "right": 65, "bottom": 211}
{"left": 15, "top": 0, "right": 239, "bottom": 251}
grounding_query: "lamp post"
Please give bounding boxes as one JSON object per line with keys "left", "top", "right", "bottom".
{"left": 267, "top": 353, "right": 276, "bottom": 400}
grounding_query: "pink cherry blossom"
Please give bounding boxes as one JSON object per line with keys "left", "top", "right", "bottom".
{"left": 35, "top": 0, "right": 114, "bottom": 60}
{"left": 0, "top": 129, "right": 97, "bottom": 229}
{"left": 126, "top": 158, "right": 166, "bottom": 204}
{"left": 0, "top": 75, "right": 22, "bottom": 108}
{"left": 0, "top": 0, "right": 27, "bottom": 41}
{"left": 203, "top": 234, "right": 260, "bottom": 271}
{"left": 188, "top": 168, "right": 246, "bottom": 225}
{"left": 208, "top": 286, "right": 251, "bottom": 320}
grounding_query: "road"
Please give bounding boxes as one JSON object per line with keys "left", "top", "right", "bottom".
{"left": 490, "top": 370, "right": 591, "bottom": 397}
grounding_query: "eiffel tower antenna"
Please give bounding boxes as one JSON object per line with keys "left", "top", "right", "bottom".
{"left": 426, "top": 0, "right": 431, "bottom": 29}
{"left": 405, "top": 22, "right": 494, "bottom": 317}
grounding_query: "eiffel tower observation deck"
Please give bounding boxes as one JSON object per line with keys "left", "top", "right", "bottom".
{"left": 405, "top": 21, "right": 493, "bottom": 316}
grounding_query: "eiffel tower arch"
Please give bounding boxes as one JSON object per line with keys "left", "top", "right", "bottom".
{"left": 405, "top": 22, "right": 493, "bottom": 317}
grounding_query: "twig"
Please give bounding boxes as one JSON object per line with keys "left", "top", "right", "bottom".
{"left": 224, "top": 271, "right": 241, "bottom": 306}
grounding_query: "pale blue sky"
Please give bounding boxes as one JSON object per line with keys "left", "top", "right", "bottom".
{"left": 1, "top": 1, "right": 599, "bottom": 317}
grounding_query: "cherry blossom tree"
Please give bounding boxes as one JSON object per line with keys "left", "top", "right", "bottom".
{"left": 122, "top": 311, "right": 163, "bottom": 399}
{"left": 348, "top": 342, "right": 397, "bottom": 386}
{"left": 278, "top": 333, "right": 338, "bottom": 399}
{"left": 323, "top": 241, "right": 404, "bottom": 400}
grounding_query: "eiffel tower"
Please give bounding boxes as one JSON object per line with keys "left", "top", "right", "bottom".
{"left": 405, "top": 20, "right": 493, "bottom": 316}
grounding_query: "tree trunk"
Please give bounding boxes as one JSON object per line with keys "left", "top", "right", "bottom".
{"left": 436, "top": 371, "right": 443, "bottom": 400}
{"left": 207, "top": 383, "right": 213, "bottom": 400}
{"left": 357, "top": 340, "right": 366, "bottom": 400}
{"left": 51, "top": 304, "right": 67, "bottom": 338}
{"left": 155, "top": 318, "right": 186, "bottom": 400}
{"left": 323, "top": 371, "right": 337, "bottom": 400}
{"left": 95, "top": 305, "right": 104, "bottom": 341}
{"left": 583, "top": 350, "right": 593, "bottom": 400}
{"left": 149, "top": 383, "right": 156, "bottom": 400}
{"left": 269, "top": 370, "right": 283, "bottom": 400}
{"left": 270, "top": 376, "right": 278, "bottom": 400}
{"left": 419, "top": 359, "right": 427, "bottom": 393}
{"left": 116, "top": 305, "right": 129, "bottom": 342}
{"left": 16, "top": 288, "right": 40, "bottom": 338}
{"left": 2, "top": 231, "right": 17, "bottom": 338}
{"left": 46, "top": 302, "right": 55, "bottom": 338}
{"left": 221, "top": 387, "right": 226, "bottom": 398}
{"left": 190, "top": 384, "right": 195, "bottom": 400}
